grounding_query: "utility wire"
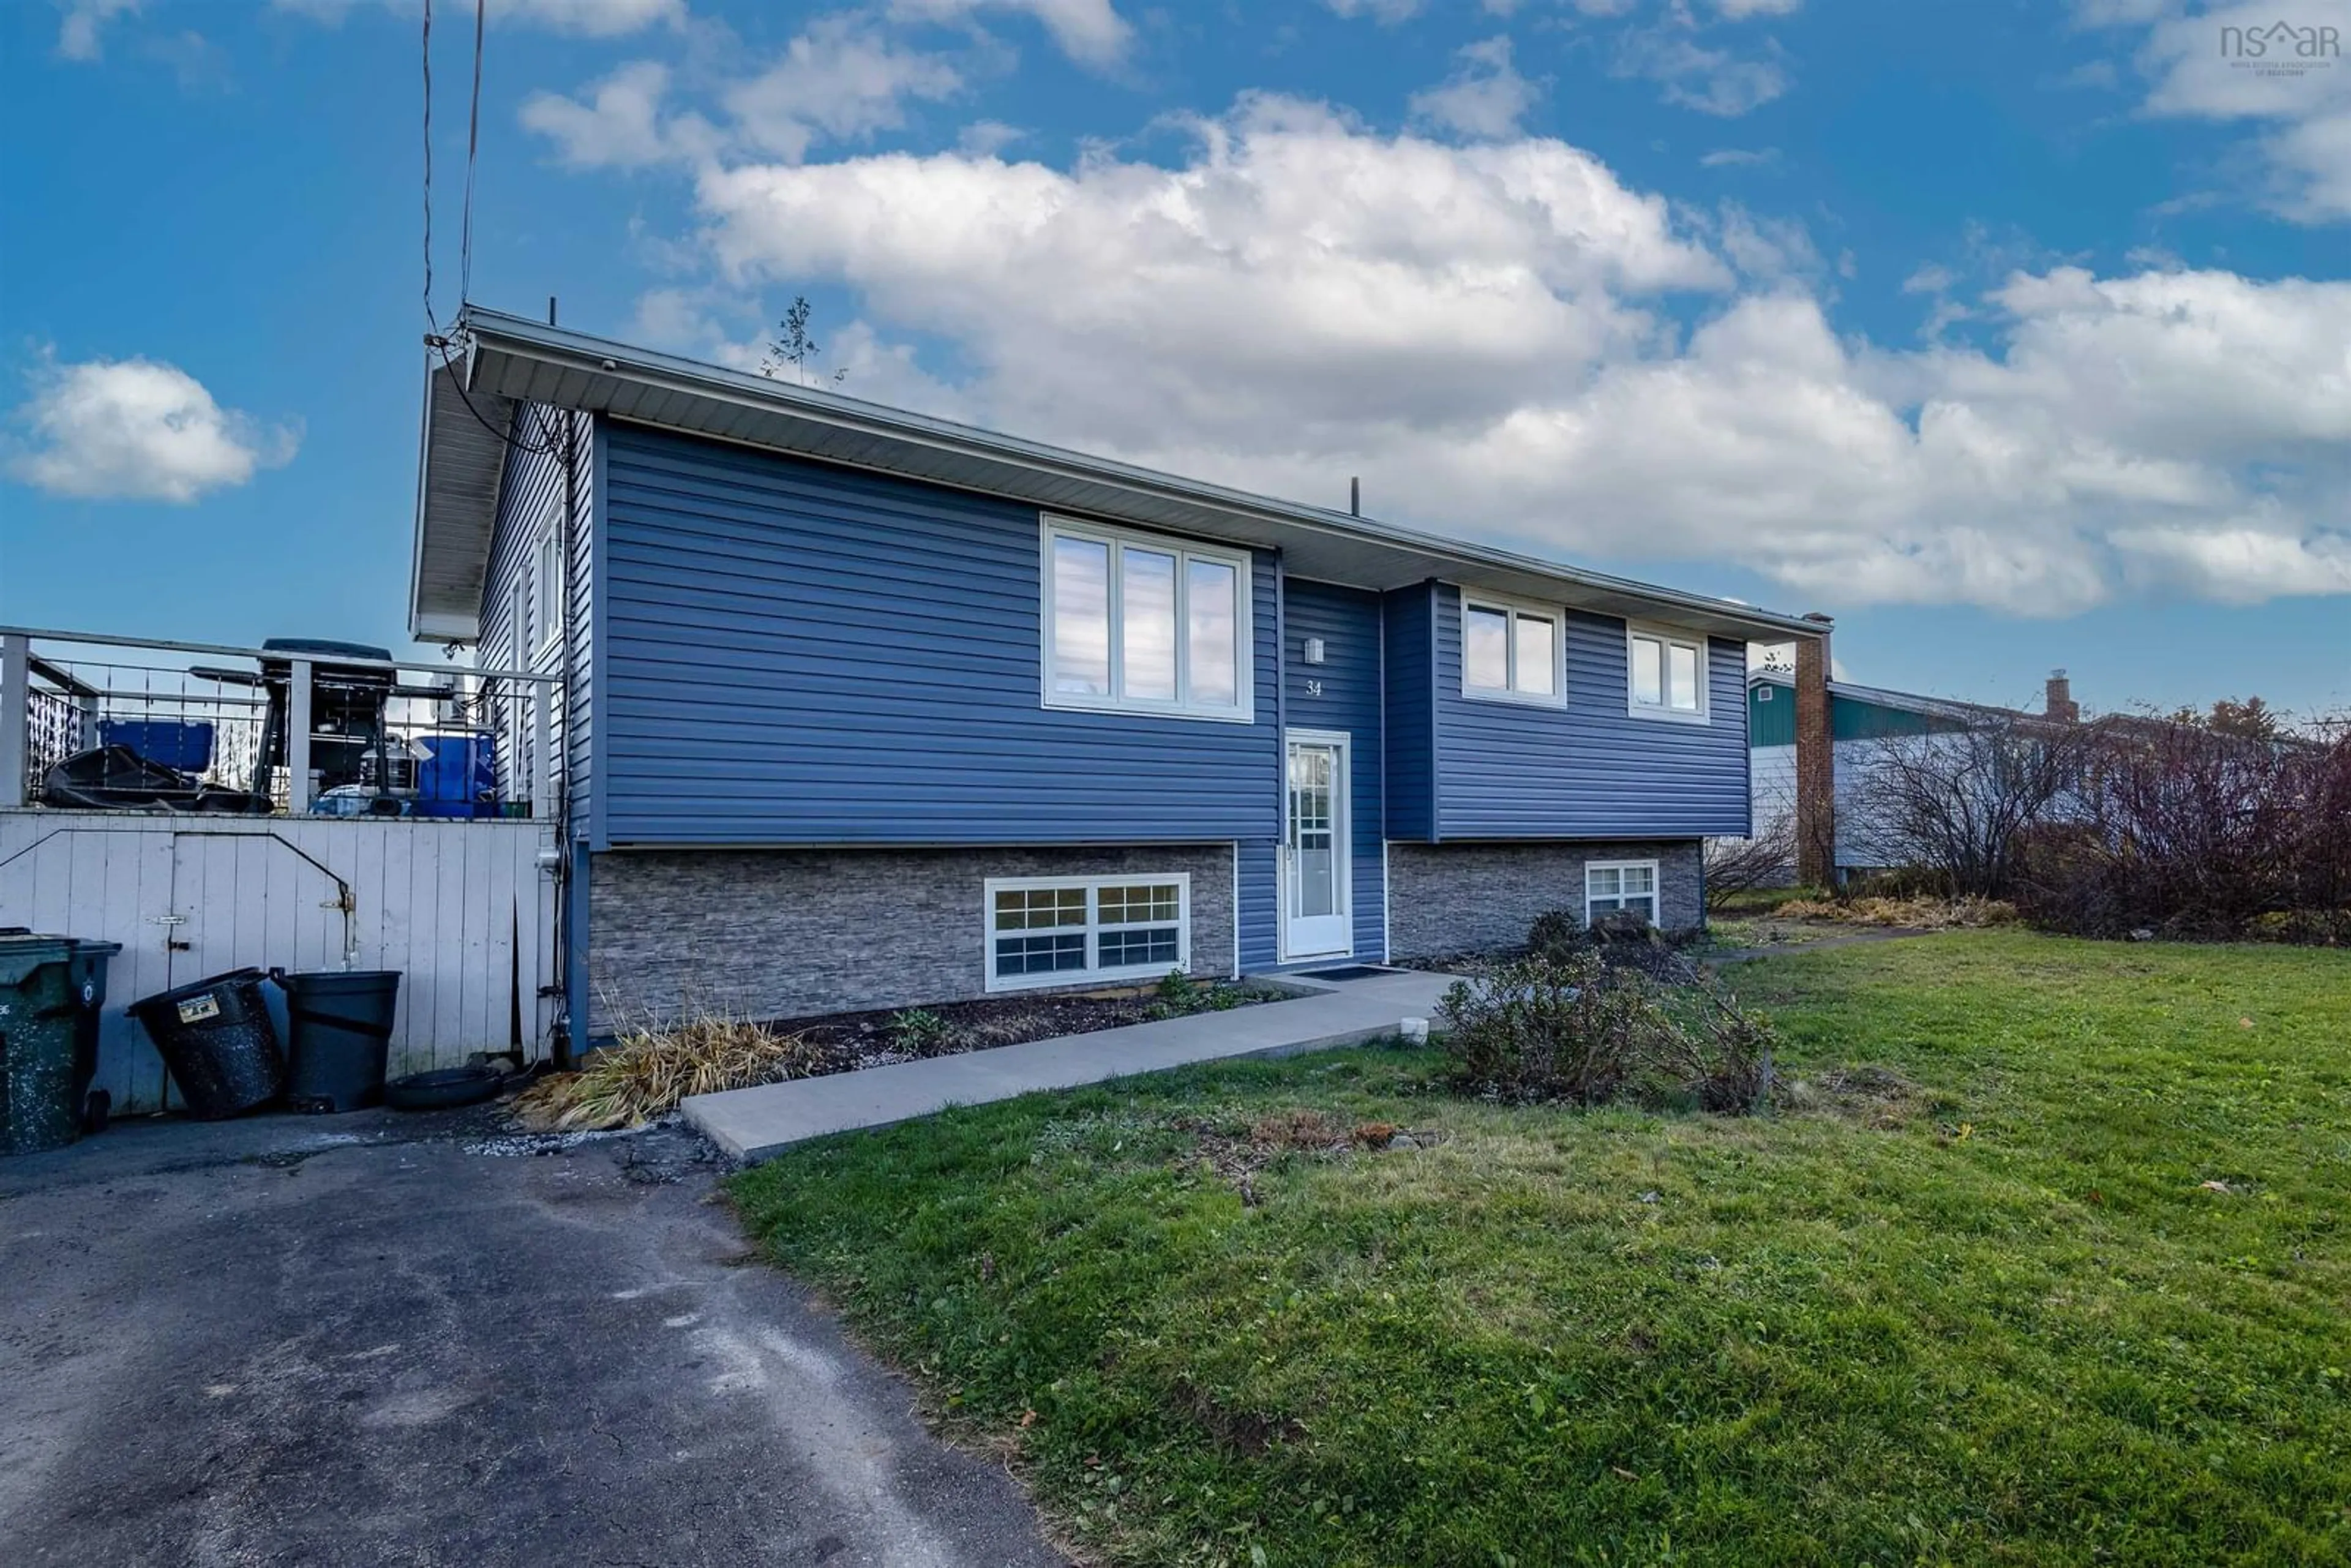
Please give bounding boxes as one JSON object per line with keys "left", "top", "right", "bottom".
{"left": 421, "top": 0, "right": 436, "bottom": 333}
{"left": 460, "top": 0, "right": 483, "bottom": 307}
{"left": 419, "top": 0, "right": 560, "bottom": 457}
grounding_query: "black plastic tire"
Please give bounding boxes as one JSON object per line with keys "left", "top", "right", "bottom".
{"left": 382, "top": 1065, "right": 504, "bottom": 1112}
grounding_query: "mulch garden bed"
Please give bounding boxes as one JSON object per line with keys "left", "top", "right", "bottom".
{"left": 759, "top": 980, "right": 1295, "bottom": 1075}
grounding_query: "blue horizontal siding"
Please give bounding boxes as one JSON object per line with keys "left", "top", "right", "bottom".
{"left": 1433, "top": 585, "right": 1750, "bottom": 838}
{"left": 1382, "top": 584, "right": 1436, "bottom": 841}
{"left": 1236, "top": 839, "right": 1279, "bottom": 970}
{"left": 1284, "top": 579, "right": 1386, "bottom": 959}
{"left": 599, "top": 424, "right": 1279, "bottom": 846}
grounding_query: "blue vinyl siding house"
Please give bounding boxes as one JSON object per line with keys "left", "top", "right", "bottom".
{"left": 411, "top": 309, "right": 1828, "bottom": 1041}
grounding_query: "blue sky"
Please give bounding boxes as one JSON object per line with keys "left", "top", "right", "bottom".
{"left": 2, "top": 0, "right": 2345, "bottom": 719}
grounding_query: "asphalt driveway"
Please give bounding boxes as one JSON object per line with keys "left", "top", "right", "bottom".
{"left": 0, "top": 1107, "right": 1066, "bottom": 1568}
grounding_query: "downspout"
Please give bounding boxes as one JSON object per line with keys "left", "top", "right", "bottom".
{"left": 546, "top": 409, "right": 581, "bottom": 1067}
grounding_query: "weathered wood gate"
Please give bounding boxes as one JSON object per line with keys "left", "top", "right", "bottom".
{"left": 0, "top": 811, "right": 558, "bottom": 1114}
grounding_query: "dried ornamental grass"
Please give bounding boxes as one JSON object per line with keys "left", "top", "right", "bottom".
{"left": 511, "top": 1011, "right": 839, "bottom": 1131}
{"left": 1775, "top": 895, "right": 2019, "bottom": 929}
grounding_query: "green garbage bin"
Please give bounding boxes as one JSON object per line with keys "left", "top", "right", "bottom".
{"left": 0, "top": 930, "right": 124, "bottom": 1157}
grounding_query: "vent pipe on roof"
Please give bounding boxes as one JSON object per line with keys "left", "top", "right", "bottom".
{"left": 549, "top": 296, "right": 559, "bottom": 326}
{"left": 1349, "top": 476, "right": 1360, "bottom": 517}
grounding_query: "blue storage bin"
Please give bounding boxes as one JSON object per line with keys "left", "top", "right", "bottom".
{"left": 414, "top": 733, "right": 497, "bottom": 819}
{"left": 97, "top": 719, "right": 216, "bottom": 773}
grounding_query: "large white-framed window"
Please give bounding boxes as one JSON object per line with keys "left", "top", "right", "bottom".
{"left": 1041, "top": 517, "right": 1253, "bottom": 723}
{"left": 1460, "top": 592, "right": 1565, "bottom": 707}
{"left": 1586, "top": 860, "right": 1659, "bottom": 925}
{"left": 532, "top": 528, "right": 563, "bottom": 659}
{"left": 1626, "top": 623, "right": 1708, "bottom": 722}
{"left": 984, "top": 874, "right": 1192, "bottom": 992}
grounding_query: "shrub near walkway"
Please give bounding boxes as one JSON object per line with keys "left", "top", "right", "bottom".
{"left": 730, "top": 934, "right": 2351, "bottom": 1567}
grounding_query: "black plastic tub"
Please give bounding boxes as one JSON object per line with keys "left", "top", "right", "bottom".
{"left": 274, "top": 970, "right": 402, "bottom": 1114}
{"left": 129, "top": 970, "right": 284, "bottom": 1119}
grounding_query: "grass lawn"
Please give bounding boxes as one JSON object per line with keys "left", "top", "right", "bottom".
{"left": 730, "top": 933, "right": 2351, "bottom": 1566}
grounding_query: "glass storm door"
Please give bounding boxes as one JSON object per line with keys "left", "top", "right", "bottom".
{"left": 1284, "top": 736, "right": 1350, "bottom": 958}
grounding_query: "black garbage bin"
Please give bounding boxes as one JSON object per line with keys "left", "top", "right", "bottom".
{"left": 129, "top": 969, "right": 284, "bottom": 1119}
{"left": 0, "top": 931, "right": 124, "bottom": 1156}
{"left": 273, "top": 970, "right": 402, "bottom": 1114}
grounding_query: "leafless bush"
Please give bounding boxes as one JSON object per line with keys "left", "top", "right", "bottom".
{"left": 2015, "top": 715, "right": 2350, "bottom": 942}
{"left": 1843, "top": 716, "right": 2102, "bottom": 899}
{"left": 1704, "top": 812, "right": 1796, "bottom": 909}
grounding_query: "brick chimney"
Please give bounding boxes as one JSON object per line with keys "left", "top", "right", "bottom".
{"left": 2044, "top": 668, "right": 2079, "bottom": 723}
{"left": 1794, "top": 613, "right": 1835, "bottom": 888}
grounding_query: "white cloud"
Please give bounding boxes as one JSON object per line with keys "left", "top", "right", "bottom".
{"left": 520, "top": 20, "right": 962, "bottom": 170}
{"left": 956, "top": 119, "right": 1027, "bottom": 156}
{"left": 1712, "top": 0, "right": 1801, "bottom": 15}
{"left": 726, "top": 17, "right": 964, "bottom": 160}
{"left": 7, "top": 354, "right": 299, "bottom": 503}
{"left": 271, "top": 0, "right": 683, "bottom": 34}
{"left": 1700, "top": 146, "right": 1780, "bottom": 167}
{"left": 887, "top": 0, "right": 1132, "bottom": 67}
{"left": 520, "top": 61, "right": 718, "bottom": 170}
{"left": 1409, "top": 35, "right": 1543, "bottom": 140}
{"left": 56, "top": 0, "right": 138, "bottom": 61}
{"left": 1615, "top": 21, "right": 1790, "bottom": 116}
{"left": 2112, "top": 516, "right": 2351, "bottom": 601}
{"left": 2085, "top": 0, "right": 2351, "bottom": 221}
{"left": 1322, "top": 0, "right": 1425, "bottom": 21}
{"left": 658, "top": 96, "right": 2351, "bottom": 615}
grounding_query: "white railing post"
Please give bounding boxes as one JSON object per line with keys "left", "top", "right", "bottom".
{"left": 287, "top": 658, "right": 313, "bottom": 814}
{"left": 0, "top": 633, "right": 28, "bottom": 809}
{"left": 530, "top": 680, "right": 553, "bottom": 818}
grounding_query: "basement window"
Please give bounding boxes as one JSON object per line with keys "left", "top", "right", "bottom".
{"left": 986, "top": 874, "right": 1191, "bottom": 992}
{"left": 1586, "top": 861, "right": 1659, "bottom": 926}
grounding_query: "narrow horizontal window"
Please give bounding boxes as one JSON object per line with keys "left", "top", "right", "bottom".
{"left": 1461, "top": 594, "right": 1565, "bottom": 706}
{"left": 1627, "top": 625, "right": 1708, "bottom": 721}
{"left": 1042, "top": 519, "right": 1253, "bottom": 722}
{"left": 986, "top": 875, "right": 1192, "bottom": 992}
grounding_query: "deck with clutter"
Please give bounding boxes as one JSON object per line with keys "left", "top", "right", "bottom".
{"left": 0, "top": 626, "right": 566, "bottom": 1130}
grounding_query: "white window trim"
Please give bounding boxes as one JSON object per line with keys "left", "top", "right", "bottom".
{"left": 1626, "top": 621, "right": 1710, "bottom": 724}
{"left": 1039, "top": 516, "right": 1255, "bottom": 724}
{"left": 1458, "top": 589, "right": 1567, "bottom": 708}
{"left": 1585, "top": 859, "right": 1661, "bottom": 926}
{"left": 532, "top": 527, "right": 564, "bottom": 660}
{"left": 983, "top": 872, "right": 1193, "bottom": 993}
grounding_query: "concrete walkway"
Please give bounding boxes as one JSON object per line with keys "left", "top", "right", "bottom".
{"left": 683, "top": 967, "right": 1455, "bottom": 1163}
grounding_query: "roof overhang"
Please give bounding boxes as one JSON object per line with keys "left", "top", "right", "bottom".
{"left": 414, "top": 306, "right": 1832, "bottom": 645}
{"left": 410, "top": 361, "right": 514, "bottom": 643}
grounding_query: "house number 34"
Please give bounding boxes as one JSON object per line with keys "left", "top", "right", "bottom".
{"left": 1305, "top": 679, "right": 1324, "bottom": 697}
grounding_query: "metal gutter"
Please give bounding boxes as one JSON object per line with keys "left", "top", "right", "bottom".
{"left": 449, "top": 306, "right": 1830, "bottom": 643}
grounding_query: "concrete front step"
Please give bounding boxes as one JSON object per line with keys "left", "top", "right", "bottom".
{"left": 680, "top": 969, "right": 1455, "bottom": 1163}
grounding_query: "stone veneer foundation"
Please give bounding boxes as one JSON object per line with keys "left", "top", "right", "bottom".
{"left": 1384, "top": 839, "right": 1704, "bottom": 958}
{"left": 588, "top": 843, "right": 1235, "bottom": 1032}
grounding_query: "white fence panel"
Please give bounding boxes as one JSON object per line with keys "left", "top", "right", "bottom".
{"left": 0, "top": 811, "right": 557, "bottom": 1114}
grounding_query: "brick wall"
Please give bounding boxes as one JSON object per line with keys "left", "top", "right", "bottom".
{"left": 1385, "top": 839, "right": 1704, "bottom": 958}
{"left": 588, "top": 844, "right": 1235, "bottom": 1032}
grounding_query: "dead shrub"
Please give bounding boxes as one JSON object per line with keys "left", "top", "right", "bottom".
{"left": 1438, "top": 947, "right": 1777, "bottom": 1114}
{"left": 1775, "top": 895, "right": 2019, "bottom": 929}
{"left": 512, "top": 1011, "right": 839, "bottom": 1131}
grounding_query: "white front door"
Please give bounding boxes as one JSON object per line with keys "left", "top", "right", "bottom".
{"left": 1283, "top": 733, "right": 1351, "bottom": 959}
